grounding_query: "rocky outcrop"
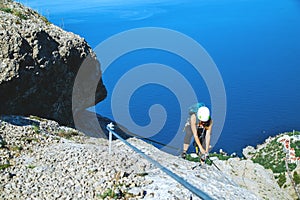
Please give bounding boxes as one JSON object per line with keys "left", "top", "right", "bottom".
{"left": 0, "top": 115, "right": 147, "bottom": 199}
{"left": 215, "top": 158, "right": 293, "bottom": 199}
{"left": 1, "top": 115, "right": 294, "bottom": 199}
{"left": 0, "top": 1, "right": 107, "bottom": 126}
{"left": 0, "top": 115, "right": 264, "bottom": 199}
{"left": 243, "top": 132, "right": 300, "bottom": 200}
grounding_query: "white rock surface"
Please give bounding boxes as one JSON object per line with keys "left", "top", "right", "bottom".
{"left": 0, "top": 115, "right": 291, "bottom": 199}
{"left": 214, "top": 158, "right": 293, "bottom": 200}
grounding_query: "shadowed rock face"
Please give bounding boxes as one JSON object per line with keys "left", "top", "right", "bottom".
{"left": 0, "top": 2, "right": 107, "bottom": 126}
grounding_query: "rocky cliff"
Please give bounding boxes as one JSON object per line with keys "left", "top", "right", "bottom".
{"left": 0, "top": 1, "right": 107, "bottom": 127}
{"left": 243, "top": 131, "right": 300, "bottom": 200}
{"left": 0, "top": 1, "right": 295, "bottom": 199}
{"left": 0, "top": 115, "right": 292, "bottom": 200}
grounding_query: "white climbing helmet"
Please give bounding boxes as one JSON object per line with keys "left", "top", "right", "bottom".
{"left": 197, "top": 106, "right": 210, "bottom": 122}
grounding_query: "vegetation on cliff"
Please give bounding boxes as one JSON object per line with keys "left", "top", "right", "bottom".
{"left": 247, "top": 131, "right": 300, "bottom": 198}
{"left": 251, "top": 137, "right": 293, "bottom": 173}
{"left": 0, "top": 0, "right": 50, "bottom": 23}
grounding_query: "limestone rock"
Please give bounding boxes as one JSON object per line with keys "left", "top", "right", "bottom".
{"left": 0, "top": 1, "right": 107, "bottom": 126}
{"left": 242, "top": 145, "right": 256, "bottom": 159}
{"left": 0, "top": 115, "right": 263, "bottom": 200}
{"left": 215, "top": 157, "right": 293, "bottom": 200}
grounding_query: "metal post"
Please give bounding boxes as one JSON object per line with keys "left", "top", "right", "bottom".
{"left": 107, "top": 122, "right": 114, "bottom": 155}
{"left": 109, "top": 129, "right": 112, "bottom": 154}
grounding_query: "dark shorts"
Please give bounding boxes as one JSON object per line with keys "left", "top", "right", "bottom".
{"left": 183, "top": 125, "right": 206, "bottom": 148}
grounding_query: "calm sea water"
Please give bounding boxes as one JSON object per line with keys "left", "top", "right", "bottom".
{"left": 20, "top": 0, "right": 300, "bottom": 155}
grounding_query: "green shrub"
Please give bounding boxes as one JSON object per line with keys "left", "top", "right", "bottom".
{"left": 40, "top": 16, "right": 51, "bottom": 25}
{"left": 0, "top": 5, "right": 28, "bottom": 20}
{"left": 0, "top": 138, "right": 7, "bottom": 148}
{"left": 26, "top": 165, "right": 36, "bottom": 169}
{"left": 13, "top": 10, "right": 27, "bottom": 20}
{"left": 293, "top": 171, "right": 300, "bottom": 185}
{"left": 57, "top": 130, "right": 79, "bottom": 139}
{"left": 209, "top": 153, "right": 233, "bottom": 160}
{"left": 0, "top": 164, "right": 12, "bottom": 170}
{"left": 32, "top": 125, "right": 40, "bottom": 134}
{"left": 0, "top": 7, "right": 12, "bottom": 13}
{"left": 288, "top": 163, "right": 297, "bottom": 171}
{"left": 99, "top": 188, "right": 116, "bottom": 199}
{"left": 277, "top": 173, "right": 286, "bottom": 187}
{"left": 22, "top": 137, "right": 39, "bottom": 143}
{"left": 271, "top": 161, "right": 286, "bottom": 174}
{"left": 294, "top": 141, "right": 300, "bottom": 157}
{"left": 136, "top": 172, "right": 148, "bottom": 177}
{"left": 10, "top": 145, "right": 23, "bottom": 152}
{"left": 185, "top": 154, "right": 200, "bottom": 162}
{"left": 251, "top": 140, "right": 287, "bottom": 174}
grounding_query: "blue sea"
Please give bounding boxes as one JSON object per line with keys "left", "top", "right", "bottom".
{"left": 19, "top": 0, "right": 300, "bottom": 155}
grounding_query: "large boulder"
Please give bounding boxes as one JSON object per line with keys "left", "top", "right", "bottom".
{"left": 0, "top": 1, "right": 107, "bottom": 126}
